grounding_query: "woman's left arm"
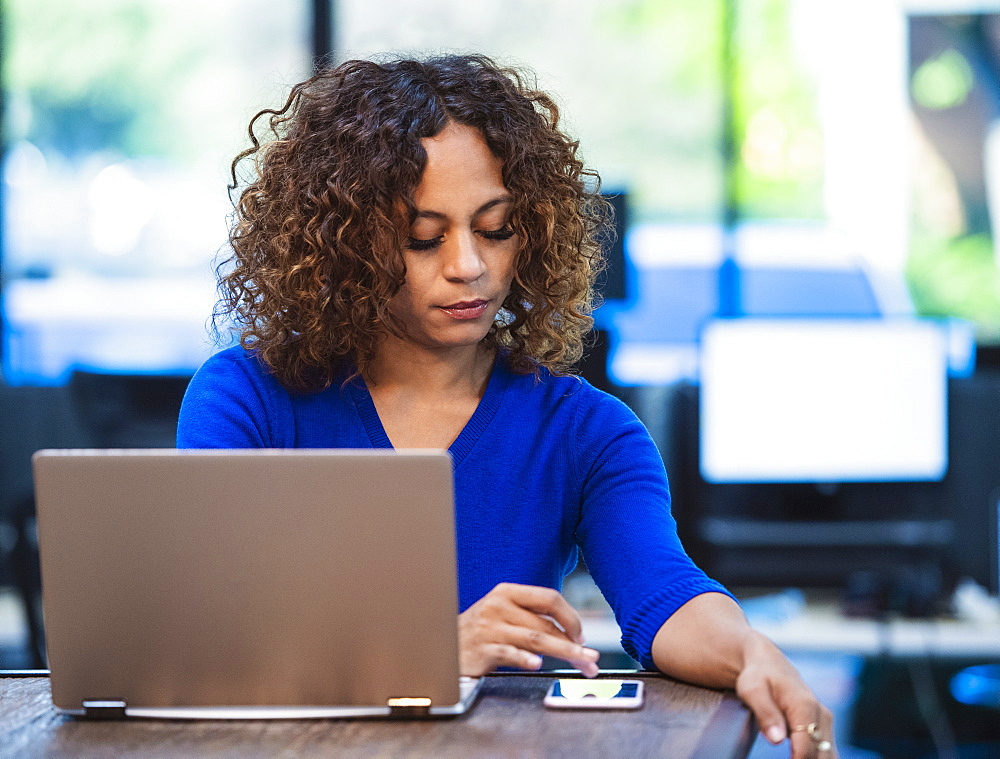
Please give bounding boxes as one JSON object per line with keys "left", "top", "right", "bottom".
{"left": 652, "top": 592, "right": 835, "bottom": 759}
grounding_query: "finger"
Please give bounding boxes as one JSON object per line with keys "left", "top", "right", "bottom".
{"left": 468, "top": 641, "right": 547, "bottom": 676}
{"left": 786, "top": 708, "right": 836, "bottom": 759}
{"left": 499, "top": 584, "right": 586, "bottom": 644}
{"left": 504, "top": 605, "right": 577, "bottom": 644}
{"left": 775, "top": 688, "right": 835, "bottom": 758}
{"left": 737, "top": 678, "right": 788, "bottom": 746}
{"left": 502, "top": 622, "right": 595, "bottom": 661}
{"left": 499, "top": 622, "right": 601, "bottom": 676}
{"left": 820, "top": 707, "right": 837, "bottom": 757}
{"left": 459, "top": 644, "right": 529, "bottom": 678}
{"left": 499, "top": 644, "right": 545, "bottom": 672}
{"left": 806, "top": 706, "right": 836, "bottom": 759}
{"left": 471, "top": 589, "right": 578, "bottom": 650}
{"left": 788, "top": 721, "right": 835, "bottom": 759}
{"left": 789, "top": 728, "right": 815, "bottom": 759}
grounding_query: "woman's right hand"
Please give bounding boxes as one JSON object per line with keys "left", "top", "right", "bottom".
{"left": 458, "top": 582, "right": 601, "bottom": 678}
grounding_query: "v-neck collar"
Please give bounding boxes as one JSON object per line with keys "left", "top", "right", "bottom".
{"left": 346, "top": 361, "right": 509, "bottom": 468}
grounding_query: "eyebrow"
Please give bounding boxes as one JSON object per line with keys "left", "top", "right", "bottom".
{"left": 413, "top": 195, "right": 514, "bottom": 222}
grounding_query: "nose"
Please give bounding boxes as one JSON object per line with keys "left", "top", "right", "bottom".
{"left": 442, "top": 231, "right": 486, "bottom": 282}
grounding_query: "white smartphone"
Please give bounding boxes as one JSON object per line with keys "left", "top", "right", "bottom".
{"left": 543, "top": 678, "right": 644, "bottom": 709}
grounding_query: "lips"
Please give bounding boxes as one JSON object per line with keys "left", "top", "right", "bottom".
{"left": 438, "top": 299, "right": 490, "bottom": 320}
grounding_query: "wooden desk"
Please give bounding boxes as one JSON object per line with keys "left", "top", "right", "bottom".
{"left": 0, "top": 672, "right": 755, "bottom": 758}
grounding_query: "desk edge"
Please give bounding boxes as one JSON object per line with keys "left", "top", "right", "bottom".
{"left": 690, "top": 692, "right": 757, "bottom": 759}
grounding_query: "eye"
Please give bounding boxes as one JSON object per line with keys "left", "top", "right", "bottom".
{"left": 480, "top": 225, "right": 515, "bottom": 242}
{"left": 406, "top": 236, "right": 444, "bottom": 251}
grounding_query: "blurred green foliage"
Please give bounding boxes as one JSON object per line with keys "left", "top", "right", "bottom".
{"left": 2, "top": 0, "right": 204, "bottom": 159}
{"left": 2, "top": 0, "right": 307, "bottom": 164}
{"left": 911, "top": 49, "right": 974, "bottom": 111}
{"left": 907, "top": 234, "right": 1000, "bottom": 341}
{"left": 9, "top": 0, "right": 995, "bottom": 342}
{"left": 588, "top": 0, "right": 725, "bottom": 222}
{"left": 731, "top": 0, "right": 824, "bottom": 219}
{"left": 598, "top": 0, "right": 723, "bottom": 95}
{"left": 4, "top": 0, "right": 823, "bottom": 222}
{"left": 593, "top": 0, "right": 823, "bottom": 222}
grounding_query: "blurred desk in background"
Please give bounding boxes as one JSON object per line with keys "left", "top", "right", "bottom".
{"left": 744, "top": 594, "right": 1000, "bottom": 658}
{"left": 2, "top": 276, "right": 216, "bottom": 384}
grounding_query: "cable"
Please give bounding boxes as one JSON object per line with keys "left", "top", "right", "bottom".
{"left": 906, "top": 621, "right": 959, "bottom": 759}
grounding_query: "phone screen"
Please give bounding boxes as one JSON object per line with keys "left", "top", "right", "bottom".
{"left": 544, "top": 678, "right": 644, "bottom": 709}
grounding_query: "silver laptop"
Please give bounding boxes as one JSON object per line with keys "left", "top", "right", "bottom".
{"left": 33, "top": 448, "right": 483, "bottom": 719}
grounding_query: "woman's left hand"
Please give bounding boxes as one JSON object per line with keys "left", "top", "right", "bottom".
{"left": 651, "top": 593, "right": 836, "bottom": 758}
{"left": 734, "top": 632, "right": 836, "bottom": 759}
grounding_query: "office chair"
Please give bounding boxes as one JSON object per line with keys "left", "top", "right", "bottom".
{"left": 0, "top": 381, "right": 92, "bottom": 667}
{"left": 69, "top": 370, "right": 190, "bottom": 448}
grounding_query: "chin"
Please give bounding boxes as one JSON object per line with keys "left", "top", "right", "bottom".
{"left": 426, "top": 326, "right": 494, "bottom": 351}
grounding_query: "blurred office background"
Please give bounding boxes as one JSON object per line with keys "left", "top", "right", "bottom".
{"left": 1, "top": 1, "right": 1000, "bottom": 756}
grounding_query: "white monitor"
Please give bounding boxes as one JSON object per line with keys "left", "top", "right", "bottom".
{"left": 699, "top": 319, "right": 949, "bottom": 484}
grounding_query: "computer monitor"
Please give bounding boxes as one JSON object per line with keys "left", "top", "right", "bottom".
{"left": 699, "top": 318, "right": 949, "bottom": 485}
{"left": 594, "top": 192, "right": 629, "bottom": 304}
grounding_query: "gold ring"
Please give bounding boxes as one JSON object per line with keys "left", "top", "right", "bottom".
{"left": 792, "top": 722, "right": 831, "bottom": 750}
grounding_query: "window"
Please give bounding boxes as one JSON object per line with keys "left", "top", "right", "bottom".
{"left": 338, "top": 0, "right": 731, "bottom": 224}
{"left": 907, "top": 11, "right": 1000, "bottom": 343}
{"left": 2, "top": 0, "right": 311, "bottom": 382}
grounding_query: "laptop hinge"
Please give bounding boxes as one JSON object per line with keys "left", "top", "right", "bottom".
{"left": 81, "top": 700, "right": 127, "bottom": 719}
{"left": 386, "top": 696, "right": 432, "bottom": 717}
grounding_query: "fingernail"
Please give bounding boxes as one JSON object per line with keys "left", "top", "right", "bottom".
{"left": 583, "top": 647, "right": 600, "bottom": 660}
{"left": 527, "top": 654, "right": 543, "bottom": 669}
{"left": 766, "top": 725, "right": 785, "bottom": 744}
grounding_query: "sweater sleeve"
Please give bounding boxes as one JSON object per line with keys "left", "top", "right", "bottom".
{"left": 571, "top": 387, "right": 735, "bottom": 669}
{"left": 176, "top": 347, "right": 294, "bottom": 449}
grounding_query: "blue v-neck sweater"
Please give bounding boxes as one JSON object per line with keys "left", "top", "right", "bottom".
{"left": 177, "top": 346, "right": 733, "bottom": 668}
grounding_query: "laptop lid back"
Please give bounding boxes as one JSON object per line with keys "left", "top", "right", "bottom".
{"left": 33, "top": 449, "right": 461, "bottom": 715}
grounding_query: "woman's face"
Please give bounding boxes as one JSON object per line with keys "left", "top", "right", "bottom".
{"left": 388, "top": 121, "right": 518, "bottom": 354}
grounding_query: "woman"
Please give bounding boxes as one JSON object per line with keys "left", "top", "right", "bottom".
{"left": 178, "top": 54, "right": 835, "bottom": 757}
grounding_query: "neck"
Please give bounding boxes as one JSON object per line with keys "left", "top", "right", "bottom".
{"left": 366, "top": 336, "right": 495, "bottom": 399}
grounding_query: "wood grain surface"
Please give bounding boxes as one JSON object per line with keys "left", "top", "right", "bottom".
{"left": 0, "top": 673, "right": 755, "bottom": 759}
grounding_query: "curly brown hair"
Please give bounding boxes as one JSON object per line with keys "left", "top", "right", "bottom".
{"left": 219, "top": 53, "right": 609, "bottom": 392}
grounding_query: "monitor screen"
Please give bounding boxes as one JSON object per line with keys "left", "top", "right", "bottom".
{"left": 594, "top": 192, "right": 629, "bottom": 303}
{"left": 699, "top": 319, "right": 948, "bottom": 484}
